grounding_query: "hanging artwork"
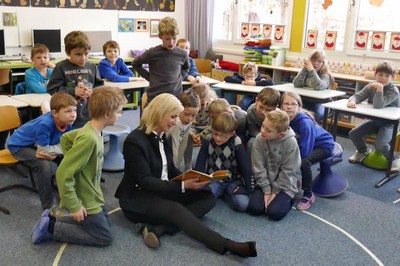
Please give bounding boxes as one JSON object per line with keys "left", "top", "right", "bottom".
{"left": 150, "top": 19, "right": 160, "bottom": 37}
{"left": 118, "top": 18, "right": 134, "bottom": 32}
{"left": 134, "top": 19, "right": 149, "bottom": 32}
{"left": 251, "top": 24, "right": 260, "bottom": 37}
{"left": 306, "top": 29, "right": 318, "bottom": 48}
{"left": 262, "top": 24, "right": 272, "bottom": 39}
{"left": 241, "top": 23, "right": 250, "bottom": 38}
{"left": 389, "top": 32, "right": 400, "bottom": 52}
{"left": 324, "top": 31, "right": 337, "bottom": 50}
{"left": 274, "top": 25, "right": 284, "bottom": 42}
{"left": 354, "top": 31, "right": 369, "bottom": 49}
{"left": 371, "top": 32, "right": 386, "bottom": 51}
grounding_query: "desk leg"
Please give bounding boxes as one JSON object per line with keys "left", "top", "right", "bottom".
{"left": 375, "top": 120, "right": 400, "bottom": 188}
{"left": 322, "top": 107, "right": 329, "bottom": 130}
{"left": 331, "top": 110, "right": 339, "bottom": 141}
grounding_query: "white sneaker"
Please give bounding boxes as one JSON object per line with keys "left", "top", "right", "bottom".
{"left": 349, "top": 148, "right": 372, "bottom": 163}
{"left": 391, "top": 158, "right": 400, "bottom": 173}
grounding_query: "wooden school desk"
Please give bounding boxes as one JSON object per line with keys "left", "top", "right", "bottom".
{"left": 0, "top": 95, "right": 28, "bottom": 108}
{"left": 322, "top": 99, "right": 400, "bottom": 188}
{"left": 182, "top": 76, "right": 221, "bottom": 87}
{"left": 212, "top": 82, "right": 346, "bottom": 101}
{"left": 10, "top": 93, "right": 51, "bottom": 119}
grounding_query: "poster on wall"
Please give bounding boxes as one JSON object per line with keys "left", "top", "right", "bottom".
{"left": 150, "top": 19, "right": 160, "bottom": 37}
{"left": 134, "top": 19, "right": 149, "bottom": 32}
{"left": 306, "top": 29, "right": 318, "bottom": 48}
{"left": 371, "top": 32, "right": 386, "bottom": 51}
{"left": 118, "top": 18, "right": 134, "bottom": 32}
{"left": 324, "top": 31, "right": 337, "bottom": 50}
{"left": 262, "top": 24, "right": 272, "bottom": 39}
{"left": 274, "top": 25, "right": 284, "bottom": 42}
{"left": 2, "top": 13, "right": 18, "bottom": 26}
{"left": 389, "top": 32, "right": 400, "bottom": 52}
{"left": 251, "top": 24, "right": 260, "bottom": 37}
{"left": 241, "top": 23, "right": 249, "bottom": 38}
{"left": 30, "top": 0, "right": 56, "bottom": 7}
{"left": 354, "top": 31, "right": 368, "bottom": 49}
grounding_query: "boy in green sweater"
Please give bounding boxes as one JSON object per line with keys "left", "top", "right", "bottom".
{"left": 31, "top": 86, "right": 127, "bottom": 246}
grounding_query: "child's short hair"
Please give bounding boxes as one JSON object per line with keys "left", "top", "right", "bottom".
{"left": 257, "top": 87, "right": 280, "bottom": 106}
{"left": 140, "top": 93, "right": 184, "bottom": 134}
{"left": 64, "top": 31, "right": 91, "bottom": 54}
{"left": 375, "top": 61, "right": 395, "bottom": 76}
{"left": 191, "top": 83, "right": 218, "bottom": 102}
{"left": 158, "top": 16, "right": 179, "bottom": 35}
{"left": 265, "top": 110, "right": 289, "bottom": 133}
{"left": 242, "top": 62, "right": 258, "bottom": 75}
{"left": 177, "top": 38, "right": 189, "bottom": 46}
{"left": 31, "top": 43, "right": 49, "bottom": 58}
{"left": 212, "top": 112, "right": 237, "bottom": 133}
{"left": 89, "top": 86, "right": 127, "bottom": 119}
{"left": 103, "top": 40, "right": 120, "bottom": 55}
{"left": 208, "top": 98, "right": 231, "bottom": 116}
{"left": 179, "top": 89, "right": 200, "bottom": 108}
{"left": 50, "top": 92, "right": 77, "bottom": 112}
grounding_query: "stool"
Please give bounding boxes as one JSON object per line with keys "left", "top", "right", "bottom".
{"left": 102, "top": 125, "right": 131, "bottom": 171}
{"left": 362, "top": 150, "right": 388, "bottom": 170}
{"left": 312, "top": 142, "right": 348, "bottom": 197}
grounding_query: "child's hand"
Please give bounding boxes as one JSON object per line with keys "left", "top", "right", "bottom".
{"left": 368, "top": 82, "right": 384, "bottom": 92}
{"left": 347, "top": 100, "right": 356, "bottom": 108}
{"left": 264, "top": 193, "right": 271, "bottom": 211}
{"left": 188, "top": 76, "right": 198, "bottom": 85}
{"left": 72, "top": 207, "right": 87, "bottom": 222}
{"left": 242, "top": 80, "right": 256, "bottom": 86}
{"left": 36, "top": 150, "right": 56, "bottom": 160}
{"left": 304, "top": 58, "right": 314, "bottom": 71}
{"left": 47, "top": 61, "right": 56, "bottom": 69}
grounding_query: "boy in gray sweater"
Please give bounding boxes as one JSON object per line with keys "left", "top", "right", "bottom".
{"left": 248, "top": 110, "right": 301, "bottom": 221}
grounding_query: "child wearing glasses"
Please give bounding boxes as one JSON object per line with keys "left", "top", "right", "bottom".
{"left": 248, "top": 110, "right": 301, "bottom": 220}
{"left": 224, "top": 62, "right": 273, "bottom": 110}
{"left": 281, "top": 92, "right": 334, "bottom": 211}
{"left": 293, "top": 50, "right": 335, "bottom": 123}
{"left": 194, "top": 112, "right": 253, "bottom": 212}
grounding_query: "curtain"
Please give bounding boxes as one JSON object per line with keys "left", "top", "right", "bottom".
{"left": 185, "top": 0, "right": 214, "bottom": 59}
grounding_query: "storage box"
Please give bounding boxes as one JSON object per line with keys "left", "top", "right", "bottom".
{"left": 270, "top": 47, "right": 286, "bottom": 67}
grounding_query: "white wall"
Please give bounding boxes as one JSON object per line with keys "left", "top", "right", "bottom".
{"left": 1, "top": 0, "right": 186, "bottom": 58}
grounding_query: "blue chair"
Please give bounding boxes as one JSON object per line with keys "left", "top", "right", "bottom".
{"left": 14, "top": 82, "right": 26, "bottom": 95}
{"left": 312, "top": 142, "right": 348, "bottom": 197}
{"left": 102, "top": 125, "right": 131, "bottom": 171}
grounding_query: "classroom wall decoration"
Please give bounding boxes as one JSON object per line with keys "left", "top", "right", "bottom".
{"left": 354, "top": 31, "right": 368, "bottom": 49}
{"left": 1, "top": 0, "right": 176, "bottom": 11}
{"left": 251, "top": 23, "right": 260, "bottom": 37}
{"left": 324, "top": 31, "right": 337, "bottom": 50}
{"left": 306, "top": 29, "right": 318, "bottom": 48}
{"left": 262, "top": 24, "right": 272, "bottom": 39}
{"left": 150, "top": 19, "right": 160, "bottom": 37}
{"left": 389, "top": 32, "right": 400, "bottom": 52}
{"left": 2, "top": 13, "right": 18, "bottom": 26}
{"left": 274, "top": 25, "right": 284, "bottom": 42}
{"left": 241, "top": 23, "right": 249, "bottom": 38}
{"left": 134, "top": 19, "right": 149, "bottom": 32}
{"left": 371, "top": 32, "right": 385, "bottom": 51}
{"left": 118, "top": 18, "right": 134, "bottom": 32}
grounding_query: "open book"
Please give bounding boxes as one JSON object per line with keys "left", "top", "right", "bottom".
{"left": 171, "top": 170, "right": 231, "bottom": 182}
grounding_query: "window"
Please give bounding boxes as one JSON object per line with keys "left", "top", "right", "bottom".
{"left": 212, "top": 0, "right": 293, "bottom": 48}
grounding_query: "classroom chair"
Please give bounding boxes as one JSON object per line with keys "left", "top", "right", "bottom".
{"left": 0, "top": 105, "right": 37, "bottom": 215}
{"left": 194, "top": 59, "right": 212, "bottom": 77}
{"left": 0, "top": 68, "right": 11, "bottom": 93}
{"left": 312, "top": 142, "right": 348, "bottom": 197}
{"left": 14, "top": 82, "right": 26, "bottom": 95}
{"left": 102, "top": 124, "right": 131, "bottom": 171}
{"left": 362, "top": 150, "right": 388, "bottom": 170}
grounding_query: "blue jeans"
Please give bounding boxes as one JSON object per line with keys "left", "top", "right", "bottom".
{"left": 303, "top": 101, "right": 324, "bottom": 123}
{"left": 53, "top": 207, "right": 112, "bottom": 246}
{"left": 11, "top": 147, "right": 58, "bottom": 209}
{"left": 238, "top": 96, "right": 255, "bottom": 111}
{"left": 208, "top": 179, "right": 249, "bottom": 212}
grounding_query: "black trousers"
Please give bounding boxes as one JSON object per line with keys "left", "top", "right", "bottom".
{"left": 121, "top": 189, "right": 229, "bottom": 254}
{"left": 301, "top": 147, "right": 332, "bottom": 192}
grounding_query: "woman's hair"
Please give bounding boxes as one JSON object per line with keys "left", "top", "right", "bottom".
{"left": 281, "top": 91, "right": 317, "bottom": 124}
{"left": 89, "top": 86, "right": 127, "bottom": 119}
{"left": 309, "top": 50, "right": 335, "bottom": 86}
{"left": 103, "top": 40, "right": 120, "bottom": 55}
{"left": 191, "top": 83, "right": 218, "bottom": 102}
{"left": 31, "top": 43, "right": 49, "bottom": 58}
{"left": 375, "top": 61, "right": 395, "bottom": 76}
{"left": 140, "top": 93, "right": 184, "bottom": 134}
{"left": 64, "top": 31, "right": 91, "bottom": 54}
{"left": 179, "top": 89, "right": 200, "bottom": 108}
{"left": 212, "top": 112, "right": 237, "bottom": 133}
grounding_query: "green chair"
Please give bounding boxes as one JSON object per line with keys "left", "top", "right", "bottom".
{"left": 362, "top": 150, "right": 388, "bottom": 170}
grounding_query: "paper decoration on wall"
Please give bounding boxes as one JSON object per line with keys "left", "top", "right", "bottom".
{"left": 354, "top": 31, "right": 369, "bottom": 49}
{"left": 371, "top": 32, "right": 386, "bottom": 51}
{"left": 306, "top": 30, "right": 318, "bottom": 48}
{"left": 274, "top": 25, "right": 284, "bottom": 42}
{"left": 369, "top": 0, "right": 384, "bottom": 7}
{"left": 389, "top": 33, "right": 400, "bottom": 52}
{"left": 321, "top": 0, "right": 333, "bottom": 10}
{"left": 241, "top": 23, "right": 250, "bottom": 38}
{"left": 324, "top": 31, "right": 337, "bottom": 50}
{"left": 251, "top": 24, "right": 260, "bottom": 37}
{"left": 262, "top": 24, "right": 272, "bottom": 39}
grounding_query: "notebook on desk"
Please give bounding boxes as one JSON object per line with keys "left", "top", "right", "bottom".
{"left": 0, "top": 56, "right": 23, "bottom": 61}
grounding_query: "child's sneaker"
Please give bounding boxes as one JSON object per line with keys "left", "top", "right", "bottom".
{"left": 31, "top": 209, "right": 53, "bottom": 244}
{"left": 31, "top": 209, "right": 50, "bottom": 236}
{"left": 391, "top": 158, "right": 400, "bottom": 173}
{"left": 348, "top": 148, "right": 372, "bottom": 163}
{"left": 296, "top": 193, "right": 316, "bottom": 211}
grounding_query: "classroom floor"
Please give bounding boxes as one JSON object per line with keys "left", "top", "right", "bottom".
{"left": 1, "top": 108, "right": 400, "bottom": 266}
